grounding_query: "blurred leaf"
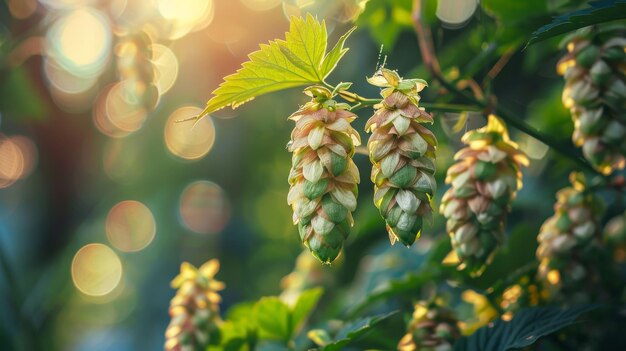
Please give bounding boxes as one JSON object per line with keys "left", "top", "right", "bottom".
{"left": 356, "top": 0, "right": 412, "bottom": 50}
{"left": 453, "top": 305, "right": 600, "bottom": 351}
{"left": 527, "top": 0, "right": 626, "bottom": 47}
{"left": 0, "top": 67, "right": 47, "bottom": 120}
{"left": 198, "top": 14, "right": 354, "bottom": 120}
{"left": 308, "top": 329, "right": 332, "bottom": 347}
{"left": 256, "top": 341, "right": 290, "bottom": 351}
{"left": 321, "top": 311, "right": 397, "bottom": 351}
{"left": 291, "top": 288, "right": 323, "bottom": 331}
{"left": 482, "top": 0, "right": 550, "bottom": 49}
{"left": 253, "top": 297, "right": 292, "bottom": 341}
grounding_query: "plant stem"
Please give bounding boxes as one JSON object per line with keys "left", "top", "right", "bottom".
{"left": 411, "top": 0, "right": 603, "bottom": 176}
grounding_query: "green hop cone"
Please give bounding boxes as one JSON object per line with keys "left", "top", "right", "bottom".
{"left": 440, "top": 115, "right": 529, "bottom": 276}
{"left": 165, "top": 260, "right": 224, "bottom": 351}
{"left": 558, "top": 24, "right": 626, "bottom": 175}
{"left": 398, "top": 300, "right": 461, "bottom": 351}
{"left": 365, "top": 68, "right": 437, "bottom": 246}
{"left": 288, "top": 86, "right": 361, "bottom": 264}
{"left": 536, "top": 173, "right": 607, "bottom": 304}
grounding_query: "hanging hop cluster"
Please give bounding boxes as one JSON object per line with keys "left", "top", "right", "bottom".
{"left": 165, "top": 260, "right": 224, "bottom": 351}
{"left": 398, "top": 301, "right": 461, "bottom": 351}
{"left": 365, "top": 69, "right": 437, "bottom": 246}
{"left": 440, "top": 115, "right": 529, "bottom": 276}
{"left": 498, "top": 275, "right": 541, "bottom": 321}
{"left": 115, "top": 31, "right": 159, "bottom": 111}
{"left": 287, "top": 86, "right": 361, "bottom": 264}
{"left": 558, "top": 24, "right": 626, "bottom": 174}
{"left": 536, "top": 173, "right": 606, "bottom": 304}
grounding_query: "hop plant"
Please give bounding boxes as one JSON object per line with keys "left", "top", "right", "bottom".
{"left": 498, "top": 276, "right": 541, "bottom": 321}
{"left": 440, "top": 115, "right": 529, "bottom": 276}
{"left": 287, "top": 86, "right": 361, "bottom": 264}
{"left": 165, "top": 259, "right": 225, "bottom": 351}
{"left": 557, "top": 24, "right": 626, "bottom": 174}
{"left": 398, "top": 300, "right": 461, "bottom": 351}
{"left": 365, "top": 68, "right": 437, "bottom": 246}
{"left": 536, "top": 173, "right": 606, "bottom": 304}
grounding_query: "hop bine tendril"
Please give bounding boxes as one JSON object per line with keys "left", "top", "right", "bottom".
{"left": 366, "top": 68, "right": 438, "bottom": 247}
{"left": 440, "top": 115, "right": 529, "bottom": 276}
{"left": 165, "top": 259, "right": 224, "bottom": 351}
{"left": 287, "top": 86, "right": 361, "bottom": 264}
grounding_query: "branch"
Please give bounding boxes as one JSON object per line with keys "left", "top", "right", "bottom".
{"left": 410, "top": 0, "right": 603, "bottom": 176}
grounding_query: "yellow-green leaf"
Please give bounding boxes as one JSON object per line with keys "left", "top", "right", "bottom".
{"left": 195, "top": 14, "right": 355, "bottom": 122}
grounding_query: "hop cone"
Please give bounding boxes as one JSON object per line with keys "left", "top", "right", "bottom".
{"left": 536, "top": 173, "right": 606, "bottom": 304}
{"left": 398, "top": 301, "right": 460, "bottom": 351}
{"left": 165, "top": 260, "right": 224, "bottom": 351}
{"left": 288, "top": 86, "right": 361, "bottom": 263}
{"left": 498, "top": 276, "right": 541, "bottom": 321}
{"left": 440, "top": 115, "right": 529, "bottom": 276}
{"left": 115, "top": 31, "right": 159, "bottom": 110}
{"left": 365, "top": 69, "right": 437, "bottom": 246}
{"left": 558, "top": 24, "right": 626, "bottom": 174}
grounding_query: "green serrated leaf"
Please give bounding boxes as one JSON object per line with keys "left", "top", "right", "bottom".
{"left": 321, "top": 26, "right": 356, "bottom": 78}
{"left": 526, "top": 0, "right": 626, "bottom": 47}
{"left": 322, "top": 311, "right": 397, "bottom": 351}
{"left": 197, "top": 14, "right": 356, "bottom": 121}
{"left": 291, "top": 288, "right": 323, "bottom": 332}
{"left": 453, "top": 305, "right": 600, "bottom": 351}
{"left": 254, "top": 297, "right": 292, "bottom": 341}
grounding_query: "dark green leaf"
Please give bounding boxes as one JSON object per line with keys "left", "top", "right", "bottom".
{"left": 453, "top": 305, "right": 600, "bottom": 351}
{"left": 527, "top": 0, "right": 626, "bottom": 47}
{"left": 253, "top": 297, "right": 291, "bottom": 341}
{"left": 322, "top": 311, "right": 397, "bottom": 351}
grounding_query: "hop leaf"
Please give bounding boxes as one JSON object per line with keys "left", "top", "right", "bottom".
{"left": 196, "top": 14, "right": 355, "bottom": 120}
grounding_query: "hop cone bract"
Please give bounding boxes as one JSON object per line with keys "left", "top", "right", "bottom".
{"left": 440, "top": 115, "right": 528, "bottom": 276}
{"left": 398, "top": 301, "right": 460, "bottom": 351}
{"left": 288, "top": 86, "right": 360, "bottom": 263}
{"left": 558, "top": 24, "right": 626, "bottom": 174}
{"left": 536, "top": 173, "right": 606, "bottom": 304}
{"left": 366, "top": 69, "right": 437, "bottom": 246}
{"left": 165, "top": 260, "right": 224, "bottom": 351}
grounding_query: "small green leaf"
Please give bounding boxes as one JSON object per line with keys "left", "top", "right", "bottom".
{"left": 526, "top": 0, "right": 626, "bottom": 47}
{"left": 321, "top": 26, "right": 356, "bottom": 78}
{"left": 308, "top": 329, "right": 332, "bottom": 347}
{"left": 291, "top": 288, "right": 323, "bottom": 331}
{"left": 197, "top": 14, "right": 356, "bottom": 121}
{"left": 453, "top": 305, "right": 600, "bottom": 351}
{"left": 322, "top": 311, "right": 397, "bottom": 351}
{"left": 253, "top": 297, "right": 291, "bottom": 341}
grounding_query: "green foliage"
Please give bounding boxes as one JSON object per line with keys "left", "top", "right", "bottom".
{"left": 356, "top": 0, "right": 413, "bottom": 49}
{"left": 309, "top": 311, "right": 397, "bottom": 351}
{"left": 197, "top": 14, "right": 355, "bottom": 120}
{"left": 0, "top": 67, "right": 47, "bottom": 120}
{"left": 527, "top": 0, "right": 626, "bottom": 46}
{"left": 453, "top": 305, "right": 600, "bottom": 351}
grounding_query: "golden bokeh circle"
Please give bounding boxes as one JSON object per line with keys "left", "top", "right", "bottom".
{"left": 164, "top": 106, "right": 215, "bottom": 160}
{"left": 106, "top": 200, "right": 156, "bottom": 252}
{"left": 71, "top": 243, "right": 122, "bottom": 297}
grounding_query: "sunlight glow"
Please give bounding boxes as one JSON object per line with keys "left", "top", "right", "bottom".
{"left": 106, "top": 200, "right": 156, "bottom": 252}
{"left": 71, "top": 244, "right": 122, "bottom": 297}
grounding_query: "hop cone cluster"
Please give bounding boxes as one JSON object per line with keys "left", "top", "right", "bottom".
{"left": 115, "top": 31, "right": 159, "bottom": 111}
{"left": 365, "top": 69, "right": 437, "bottom": 246}
{"left": 440, "top": 115, "right": 529, "bottom": 275}
{"left": 558, "top": 24, "right": 626, "bottom": 174}
{"left": 165, "top": 260, "right": 224, "bottom": 351}
{"left": 498, "top": 276, "right": 541, "bottom": 321}
{"left": 536, "top": 173, "right": 606, "bottom": 303}
{"left": 288, "top": 86, "right": 361, "bottom": 263}
{"left": 398, "top": 301, "right": 461, "bottom": 351}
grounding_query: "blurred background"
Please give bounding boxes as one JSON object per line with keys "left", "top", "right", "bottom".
{"left": 0, "top": 0, "right": 600, "bottom": 350}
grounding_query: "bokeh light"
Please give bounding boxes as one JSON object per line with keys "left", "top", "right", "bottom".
{"left": 47, "top": 8, "right": 112, "bottom": 77}
{"left": 71, "top": 244, "right": 123, "bottom": 297}
{"left": 157, "top": 0, "right": 215, "bottom": 39}
{"left": 164, "top": 106, "right": 215, "bottom": 160}
{"left": 8, "top": 0, "right": 37, "bottom": 19}
{"left": 282, "top": 0, "right": 367, "bottom": 24}
{"left": 436, "top": 0, "right": 478, "bottom": 28}
{"left": 105, "top": 81, "right": 149, "bottom": 135}
{"left": 179, "top": 180, "right": 230, "bottom": 234}
{"left": 0, "top": 135, "right": 37, "bottom": 189}
{"left": 150, "top": 44, "right": 179, "bottom": 95}
{"left": 106, "top": 200, "right": 156, "bottom": 252}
